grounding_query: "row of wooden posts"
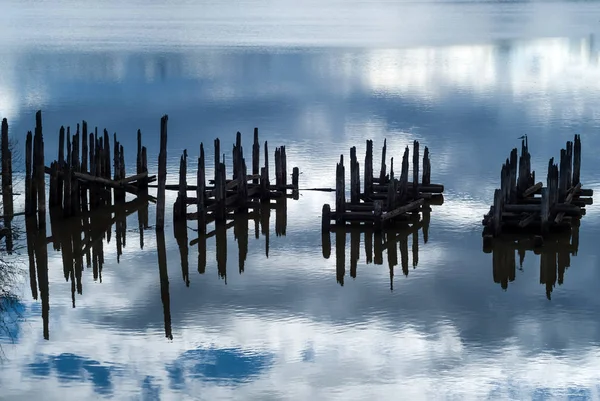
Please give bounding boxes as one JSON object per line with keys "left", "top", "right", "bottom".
{"left": 482, "top": 135, "right": 593, "bottom": 243}
{"left": 322, "top": 139, "right": 444, "bottom": 232}
{"left": 170, "top": 126, "right": 300, "bottom": 232}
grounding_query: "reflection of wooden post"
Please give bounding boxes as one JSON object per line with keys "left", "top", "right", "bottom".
{"left": 174, "top": 221, "right": 189, "bottom": 287}
{"left": 157, "top": 230, "right": 173, "bottom": 339}
{"left": 197, "top": 228, "right": 207, "bottom": 275}
{"left": 335, "top": 230, "right": 345, "bottom": 286}
{"left": 260, "top": 202, "right": 270, "bottom": 258}
{"left": 275, "top": 197, "right": 287, "bottom": 236}
{"left": 236, "top": 215, "right": 249, "bottom": 274}
{"left": 156, "top": 115, "right": 168, "bottom": 231}
{"left": 400, "top": 235, "right": 409, "bottom": 276}
{"left": 373, "top": 232, "right": 383, "bottom": 265}
{"left": 350, "top": 228, "right": 360, "bottom": 279}
{"left": 25, "top": 217, "right": 38, "bottom": 300}
{"left": 412, "top": 221, "right": 419, "bottom": 268}
{"left": 321, "top": 230, "right": 331, "bottom": 259}
{"left": 364, "top": 228, "right": 373, "bottom": 264}
{"left": 216, "top": 222, "right": 228, "bottom": 282}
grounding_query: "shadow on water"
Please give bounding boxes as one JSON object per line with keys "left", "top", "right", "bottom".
{"left": 484, "top": 220, "right": 581, "bottom": 300}
{"left": 24, "top": 194, "right": 289, "bottom": 341}
{"left": 322, "top": 205, "right": 432, "bottom": 290}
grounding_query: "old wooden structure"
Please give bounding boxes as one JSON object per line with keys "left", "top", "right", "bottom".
{"left": 322, "top": 139, "right": 444, "bottom": 232}
{"left": 168, "top": 128, "right": 300, "bottom": 234}
{"left": 482, "top": 135, "right": 592, "bottom": 243}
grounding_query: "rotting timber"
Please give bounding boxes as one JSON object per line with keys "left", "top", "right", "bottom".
{"left": 168, "top": 128, "right": 300, "bottom": 243}
{"left": 482, "top": 135, "right": 592, "bottom": 247}
{"left": 322, "top": 139, "right": 444, "bottom": 232}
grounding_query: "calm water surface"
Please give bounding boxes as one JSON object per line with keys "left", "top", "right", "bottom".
{"left": 1, "top": 1, "right": 600, "bottom": 400}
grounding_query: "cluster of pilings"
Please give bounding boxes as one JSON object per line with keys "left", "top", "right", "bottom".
{"left": 169, "top": 127, "right": 299, "bottom": 234}
{"left": 322, "top": 206, "right": 432, "bottom": 289}
{"left": 482, "top": 135, "right": 592, "bottom": 242}
{"left": 23, "top": 111, "right": 153, "bottom": 228}
{"left": 322, "top": 139, "right": 444, "bottom": 232}
{"left": 486, "top": 223, "right": 579, "bottom": 300}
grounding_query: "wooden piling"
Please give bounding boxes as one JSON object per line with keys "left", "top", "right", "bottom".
{"left": 35, "top": 111, "right": 46, "bottom": 229}
{"left": 175, "top": 150, "right": 187, "bottom": 222}
{"left": 1, "top": 118, "right": 13, "bottom": 218}
{"left": 350, "top": 146, "right": 360, "bottom": 204}
{"left": 336, "top": 155, "right": 345, "bottom": 224}
{"left": 252, "top": 128, "right": 260, "bottom": 185}
{"left": 422, "top": 146, "right": 431, "bottom": 186}
{"left": 156, "top": 115, "right": 168, "bottom": 230}
{"left": 412, "top": 140, "right": 419, "bottom": 199}
{"left": 379, "top": 139, "right": 387, "bottom": 183}
{"left": 572, "top": 134, "right": 581, "bottom": 186}
{"left": 197, "top": 144, "right": 206, "bottom": 231}
{"left": 364, "top": 139, "right": 373, "bottom": 197}
{"left": 25, "top": 131, "right": 33, "bottom": 216}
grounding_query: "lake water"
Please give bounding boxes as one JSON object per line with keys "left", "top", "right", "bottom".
{"left": 2, "top": 1, "right": 600, "bottom": 400}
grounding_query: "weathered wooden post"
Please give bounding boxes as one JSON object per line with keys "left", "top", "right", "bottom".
{"left": 321, "top": 204, "right": 331, "bottom": 232}
{"left": 25, "top": 131, "right": 33, "bottom": 216}
{"left": 398, "top": 147, "right": 409, "bottom": 203}
{"left": 197, "top": 144, "right": 206, "bottom": 232}
{"left": 63, "top": 128, "right": 72, "bottom": 217}
{"left": 252, "top": 128, "right": 260, "bottom": 185}
{"left": 335, "top": 155, "right": 345, "bottom": 224}
{"left": 364, "top": 139, "right": 373, "bottom": 197}
{"left": 379, "top": 139, "right": 387, "bottom": 183}
{"left": 34, "top": 111, "right": 46, "bottom": 229}
{"left": 1, "top": 118, "right": 13, "bottom": 218}
{"left": 175, "top": 150, "right": 187, "bottom": 222}
{"left": 335, "top": 229, "right": 346, "bottom": 286}
{"left": 137, "top": 129, "right": 143, "bottom": 175}
{"left": 572, "top": 134, "right": 581, "bottom": 186}
{"left": 282, "top": 146, "right": 287, "bottom": 189}
{"left": 156, "top": 115, "right": 168, "bottom": 230}
{"left": 350, "top": 146, "right": 360, "bottom": 204}
{"left": 412, "top": 140, "right": 419, "bottom": 199}
{"left": 422, "top": 146, "right": 430, "bottom": 186}
{"left": 387, "top": 158, "right": 396, "bottom": 210}
{"left": 509, "top": 148, "right": 517, "bottom": 203}
{"left": 274, "top": 147, "right": 281, "bottom": 189}
{"left": 263, "top": 141, "right": 269, "bottom": 196}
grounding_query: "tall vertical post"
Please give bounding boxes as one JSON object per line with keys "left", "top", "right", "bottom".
{"left": 156, "top": 115, "right": 168, "bottom": 230}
